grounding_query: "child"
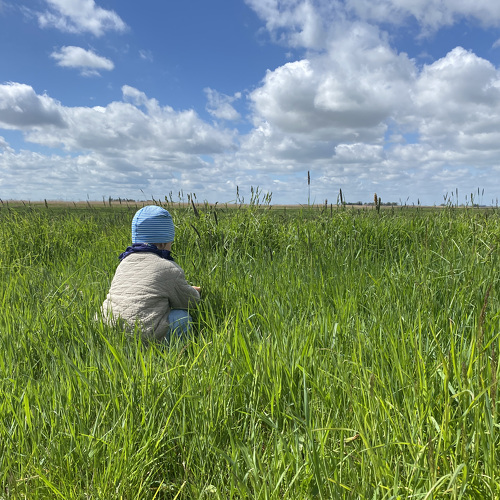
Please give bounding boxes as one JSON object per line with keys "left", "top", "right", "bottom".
{"left": 101, "top": 205, "right": 201, "bottom": 344}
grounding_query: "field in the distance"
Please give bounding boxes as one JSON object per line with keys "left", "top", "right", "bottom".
{"left": 1, "top": 202, "right": 499, "bottom": 498}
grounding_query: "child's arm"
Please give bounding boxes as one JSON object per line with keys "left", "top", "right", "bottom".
{"left": 169, "top": 268, "right": 201, "bottom": 309}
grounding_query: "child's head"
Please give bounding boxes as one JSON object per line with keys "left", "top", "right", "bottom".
{"left": 132, "top": 205, "right": 175, "bottom": 245}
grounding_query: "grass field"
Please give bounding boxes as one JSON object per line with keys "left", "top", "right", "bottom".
{"left": 1, "top": 200, "right": 499, "bottom": 499}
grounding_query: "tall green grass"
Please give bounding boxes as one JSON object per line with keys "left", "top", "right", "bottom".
{"left": 1, "top": 202, "right": 499, "bottom": 498}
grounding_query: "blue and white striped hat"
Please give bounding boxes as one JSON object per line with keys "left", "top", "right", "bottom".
{"left": 131, "top": 205, "right": 175, "bottom": 243}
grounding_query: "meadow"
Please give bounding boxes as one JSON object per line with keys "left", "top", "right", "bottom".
{"left": 1, "top": 199, "right": 499, "bottom": 499}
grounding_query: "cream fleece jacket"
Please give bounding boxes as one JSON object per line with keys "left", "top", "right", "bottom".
{"left": 101, "top": 252, "right": 200, "bottom": 341}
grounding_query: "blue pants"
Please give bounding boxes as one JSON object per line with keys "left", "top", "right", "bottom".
{"left": 166, "top": 309, "right": 193, "bottom": 343}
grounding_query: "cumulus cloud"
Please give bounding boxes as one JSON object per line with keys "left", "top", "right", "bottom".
{"left": 45, "top": 85, "right": 234, "bottom": 155}
{"left": 345, "top": 0, "right": 500, "bottom": 30}
{"left": 0, "top": 136, "right": 10, "bottom": 149}
{"left": 411, "top": 47, "right": 500, "bottom": 153}
{"left": 0, "top": 82, "right": 65, "bottom": 129}
{"left": 333, "top": 143, "right": 385, "bottom": 165}
{"left": 0, "top": 83, "right": 242, "bottom": 200}
{"left": 0, "top": 83, "right": 236, "bottom": 194}
{"left": 204, "top": 88, "right": 241, "bottom": 121}
{"left": 122, "top": 85, "right": 151, "bottom": 108}
{"left": 245, "top": 0, "right": 333, "bottom": 49}
{"left": 37, "top": 0, "right": 127, "bottom": 36}
{"left": 233, "top": 0, "right": 500, "bottom": 204}
{"left": 243, "top": 15, "right": 418, "bottom": 170}
{"left": 51, "top": 46, "right": 114, "bottom": 76}
{"left": 248, "top": 22, "right": 415, "bottom": 158}
{"left": 241, "top": 40, "right": 500, "bottom": 200}
{"left": 246, "top": 0, "right": 500, "bottom": 43}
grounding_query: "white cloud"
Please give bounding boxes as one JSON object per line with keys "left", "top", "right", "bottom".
{"left": 0, "top": 82, "right": 65, "bottom": 128}
{"left": 411, "top": 47, "right": 500, "bottom": 152}
{"left": 246, "top": 0, "right": 500, "bottom": 43}
{"left": 204, "top": 88, "right": 241, "bottom": 121}
{"left": 243, "top": 0, "right": 500, "bottom": 193}
{"left": 233, "top": 1, "right": 500, "bottom": 204}
{"left": 333, "top": 143, "right": 385, "bottom": 165}
{"left": 0, "top": 83, "right": 238, "bottom": 199}
{"left": 0, "top": 145, "right": 239, "bottom": 202}
{"left": 25, "top": 85, "right": 237, "bottom": 155}
{"left": 248, "top": 23, "right": 415, "bottom": 150}
{"left": 139, "top": 49, "right": 154, "bottom": 62}
{"left": 51, "top": 46, "right": 114, "bottom": 76}
{"left": 0, "top": 136, "right": 10, "bottom": 150}
{"left": 245, "top": 0, "right": 335, "bottom": 49}
{"left": 122, "top": 85, "right": 151, "bottom": 108}
{"left": 345, "top": 0, "right": 500, "bottom": 30}
{"left": 37, "top": 0, "right": 127, "bottom": 36}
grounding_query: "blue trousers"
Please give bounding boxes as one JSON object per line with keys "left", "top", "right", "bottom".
{"left": 166, "top": 309, "right": 193, "bottom": 343}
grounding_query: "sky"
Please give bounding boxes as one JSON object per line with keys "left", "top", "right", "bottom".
{"left": 2, "top": 1, "right": 500, "bottom": 205}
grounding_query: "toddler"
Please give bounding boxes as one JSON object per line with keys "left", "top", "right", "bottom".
{"left": 101, "top": 205, "right": 200, "bottom": 343}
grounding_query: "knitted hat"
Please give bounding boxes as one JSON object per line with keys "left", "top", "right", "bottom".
{"left": 131, "top": 205, "right": 175, "bottom": 243}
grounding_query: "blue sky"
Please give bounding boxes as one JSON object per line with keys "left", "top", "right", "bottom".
{"left": 2, "top": 0, "right": 500, "bottom": 205}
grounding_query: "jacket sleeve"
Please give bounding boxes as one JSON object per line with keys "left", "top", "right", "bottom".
{"left": 169, "top": 266, "right": 201, "bottom": 310}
